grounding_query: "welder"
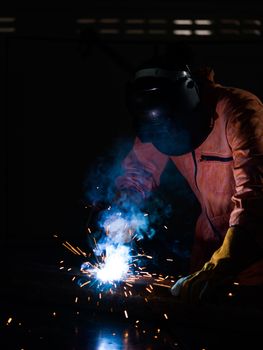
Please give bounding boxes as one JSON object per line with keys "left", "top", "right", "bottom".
{"left": 113, "top": 46, "right": 263, "bottom": 303}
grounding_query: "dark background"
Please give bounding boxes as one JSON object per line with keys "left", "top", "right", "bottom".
{"left": 1, "top": 2, "right": 263, "bottom": 349}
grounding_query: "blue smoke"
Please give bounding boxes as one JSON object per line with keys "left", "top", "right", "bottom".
{"left": 82, "top": 137, "right": 173, "bottom": 243}
{"left": 83, "top": 137, "right": 133, "bottom": 207}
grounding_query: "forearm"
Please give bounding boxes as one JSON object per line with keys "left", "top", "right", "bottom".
{"left": 115, "top": 137, "right": 169, "bottom": 197}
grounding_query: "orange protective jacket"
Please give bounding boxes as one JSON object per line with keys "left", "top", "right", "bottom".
{"left": 116, "top": 71, "right": 263, "bottom": 285}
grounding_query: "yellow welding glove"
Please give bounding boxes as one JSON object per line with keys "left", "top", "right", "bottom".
{"left": 171, "top": 226, "right": 261, "bottom": 303}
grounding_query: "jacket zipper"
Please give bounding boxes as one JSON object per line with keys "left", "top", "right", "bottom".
{"left": 191, "top": 150, "right": 221, "bottom": 241}
{"left": 200, "top": 155, "right": 233, "bottom": 162}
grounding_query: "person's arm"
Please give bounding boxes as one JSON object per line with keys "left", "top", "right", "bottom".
{"left": 100, "top": 137, "right": 169, "bottom": 243}
{"left": 171, "top": 90, "right": 263, "bottom": 302}
{"left": 207, "top": 92, "right": 263, "bottom": 272}
{"left": 227, "top": 93, "right": 263, "bottom": 248}
{"left": 115, "top": 137, "right": 169, "bottom": 201}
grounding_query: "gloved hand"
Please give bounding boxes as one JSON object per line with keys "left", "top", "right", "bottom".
{"left": 171, "top": 226, "right": 261, "bottom": 303}
{"left": 100, "top": 188, "right": 144, "bottom": 244}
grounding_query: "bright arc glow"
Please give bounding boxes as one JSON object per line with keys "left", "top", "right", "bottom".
{"left": 96, "top": 245, "right": 130, "bottom": 282}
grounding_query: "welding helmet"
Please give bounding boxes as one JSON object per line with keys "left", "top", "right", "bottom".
{"left": 126, "top": 58, "right": 210, "bottom": 156}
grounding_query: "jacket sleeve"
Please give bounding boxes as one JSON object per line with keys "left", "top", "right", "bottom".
{"left": 115, "top": 137, "right": 169, "bottom": 199}
{"left": 226, "top": 91, "right": 263, "bottom": 245}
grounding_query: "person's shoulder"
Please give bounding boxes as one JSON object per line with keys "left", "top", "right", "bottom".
{"left": 196, "top": 67, "right": 262, "bottom": 104}
{"left": 212, "top": 84, "right": 263, "bottom": 126}
{"left": 216, "top": 84, "right": 261, "bottom": 102}
{"left": 214, "top": 84, "right": 263, "bottom": 115}
{"left": 196, "top": 67, "right": 260, "bottom": 101}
